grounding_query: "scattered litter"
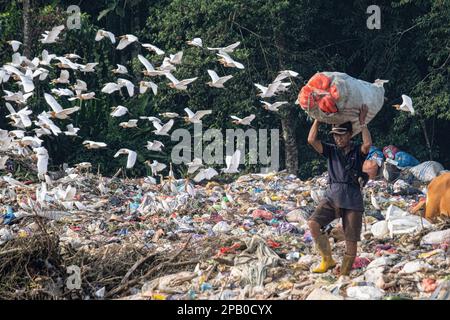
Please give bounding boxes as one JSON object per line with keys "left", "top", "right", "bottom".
{"left": 0, "top": 163, "right": 449, "bottom": 300}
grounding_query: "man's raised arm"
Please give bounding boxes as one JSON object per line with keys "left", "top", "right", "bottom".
{"left": 359, "top": 104, "right": 372, "bottom": 155}
{"left": 307, "top": 119, "right": 324, "bottom": 154}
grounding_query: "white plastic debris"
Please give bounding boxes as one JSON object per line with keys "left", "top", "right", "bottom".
{"left": 367, "top": 256, "right": 393, "bottom": 269}
{"left": 371, "top": 221, "right": 389, "bottom": 238}
{"left": 400, "top": 260, "right": 433, "bottom": 274}
{"left": 409, "top": 161, "right": 444, "bottom": 182}
{"left": 95, "top": 287, "right": 106, "bottom": 299}
{"left": 385, "top": 205, "right": 409, "bottom": 220}
{"left": 0, "top": 227, "right": 14, "bottom": 245}
{"left": 384, "top": 205, "right": 432, "bottom": 237}
{"left": 388, "top": 215, "right": 432, "bottom": 237}
{"left": 285, "top": 209, "right": 308, "bottom": 224}
{"left": 212, "top": 221, "right": 231, "bottom": 234}
{"left": 364, "top": 267, "right": 385, "bottom": 288}
{"left": 346, "top": 286, "right": 385, "bottom": 300}
{"left": 306, "top": 288, "right": 344, "bottom": 300}
{"left": 420, "top": 229, "right": 450, "bottom": 246}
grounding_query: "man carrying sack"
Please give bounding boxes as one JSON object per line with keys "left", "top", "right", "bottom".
{"left": 306, "top": 104, "right": 372, "bottom": 276}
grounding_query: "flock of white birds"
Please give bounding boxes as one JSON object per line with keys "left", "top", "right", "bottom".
{"left": 0, "top": 25, "right": 299, "bottom": 186}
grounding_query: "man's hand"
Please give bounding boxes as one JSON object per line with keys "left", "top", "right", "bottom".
{"left": 359, "top": 104, "right": 368, "bottom": 125}
{"left": 359, "top": 104, "right": 372, "bottom": 155}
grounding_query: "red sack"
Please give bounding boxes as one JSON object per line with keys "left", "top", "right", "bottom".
{"left": 298, "top": 73, "right": 338, "bottom": 114}
{"left": 308, "top": 73, "right": 331, "bottom": 90}
{"left": 318, "top": 96, "right": 338, "bottom": 113}
{"left": 298, "top": 85, "right": 314, "bottom": 109}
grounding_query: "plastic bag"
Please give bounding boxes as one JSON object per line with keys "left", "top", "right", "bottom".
{"left": 394, "top": 151, "right": 419, "bottom": 168}
{"left": 385, "top": 205, "right": 408, "bottom": 220}
{"left": 0, "top": 227, "right": 13, "bottom": 245}
{"left": 400, "top": 260, "right": 433, "bottom": 274}
{"left": 298, "top": 72, "right": 385, "bottom": 136}
{"left": 420, "top": 229, "right": 450, "bottom": 246}
{"left": 408, "top": 161, "right": 445, "bottom": 182}
{"left": 383, "top": 145, "right": 399, "bottom": 160}
{"left": 285, "top": 209, "right": 309, "bottom": 224}
{"left": 212, "top": 221, "right": 231, "bottom": 234}
{"left": 367, "top": 146, "right": 384, "bottom": 161}
{"left": 306, "top": 288, "right": 344, "bottom": 300}
{"left": 346, "top": 286, "right": 385, "bottom": 300}
{"left": 371, "top": 221, "right": 389, "bottom": 238}
{"left": 383, "top": 161, "right": 401, "bottom": 182}
{"left": 388, "top": 215, "right": 432, "bottom": 236}
{"left": 367, "top": 256, "right": 393, "bottom": 269}
{"left": 364, "top": 267, "right": 385, "bottom": 288}
{"left": 252, "top": 209, "right": 273, "bottom": 220}
{"left": 385, "top": 205, "right": 432, "bottom": 236}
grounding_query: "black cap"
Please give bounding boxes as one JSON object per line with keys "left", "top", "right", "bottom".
{"left": 329, "top": 121, "right": 353, "bottom": 135}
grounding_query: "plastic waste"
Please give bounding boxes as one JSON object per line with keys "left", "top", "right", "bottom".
{"left": 346, "top": 285, "right": 385, "bottom": 300}
{"left": 0, "top": 227, "right": 13, "bottom": 245}
{"left": 367, "top": 146, "right": 384, "bottom": 161}
{"left": 367, "top": 256, "right": 392, "bottom": 269}
{"left": 306, "top": 288, "right": 344, "bottom": 300}
{"left": 371, "top": 221, "right": 389, "bottom": 238}
{"left": 383, "top": 145, "right": 400, "bottom": 160}
{"left": 200, "top": 282, "right": 213, "bottom": 292}
{"left": 212, "top": 221, "right": 231, "bottom": 234}
{"left": 2, "top": 206, "right": 17, "bottom": 225}
{"left": 422, "top": 279, "right": 437, "bottom": 293}
{"left": 129, "top": 201, "right": 140, "bottom": 213}
{"left": 286, "top": 251, "right": 300, "bottom": 261}
{"left": 352, "top": 257, "right": 371, "bottom": 269}
{"left": 420, "top": 229, "right": 450, "bottom": 246}
{"left": 383, "top": 160, "right": 401, "bottom": 182}
{"left": 95, "top": 287, "right": 106, "bottom": 299}
{"left": 298, "top": 72, "right": 385, "bottom": 136}
{"left": 400, "top": 260, "right": 433, "bottom": 274}
{"left": 409, "top": 161, "right": 445, "bottom": 182}
{"left": 285, "top": 208, "right": 309, "bottom": 224}
{"left": 276, "top": 222, "right": 297, "bottom": 234}
{"left": 364, "top": 267, "right": 385, "bottom": 288}
{"left": 429, "top": 280, "right": 450, "bottom": 300}
{"left": 252, "top": 209, "right": 273, "bottom": 220}
{"left": 388, "top": 215, "right": 432, "bottom": 237}
{"left": 394, "top": 151, "right": 419, "bottom": 168}
{"left": 303, "top": 230, "right": 313, "bottom": 243}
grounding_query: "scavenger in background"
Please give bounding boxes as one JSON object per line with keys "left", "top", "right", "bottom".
{"left": 307, "top": 104, "right": 372, "bottom": 276}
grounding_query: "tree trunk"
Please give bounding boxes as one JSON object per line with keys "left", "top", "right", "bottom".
{"left": 420, "top": 119, "right": 433, "bottom": 160}
{"left": 281, "top": 106, "right": 299, "bottom": 174}
{"left": 22, "top": 0, "right": 32, "bottom": 57}
{"left": 274, "top": 13, "right": 299, "bottom": 175}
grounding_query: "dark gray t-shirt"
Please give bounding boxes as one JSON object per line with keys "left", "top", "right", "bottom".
{"left": 321, "top": 142, "right": 366, "bottom": 211}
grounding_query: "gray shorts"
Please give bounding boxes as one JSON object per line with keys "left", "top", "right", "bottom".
{"left": 308, "top": 199, "right": 363, "bottom": 242}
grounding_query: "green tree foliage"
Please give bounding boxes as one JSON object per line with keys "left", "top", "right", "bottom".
{"left": 0, "top": 0, "right": 449, "bottom": 178}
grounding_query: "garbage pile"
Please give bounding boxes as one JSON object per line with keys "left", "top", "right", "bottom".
{"left": 1, "top": 165, "right": 449, "bottom": 300}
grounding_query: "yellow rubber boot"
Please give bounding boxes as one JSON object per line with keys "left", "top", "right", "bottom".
{"left": 312, "top": 234, "right": 336, "bottom": 273}
{"left": 340, "top": 254, "right": 356, "bottom": 276}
